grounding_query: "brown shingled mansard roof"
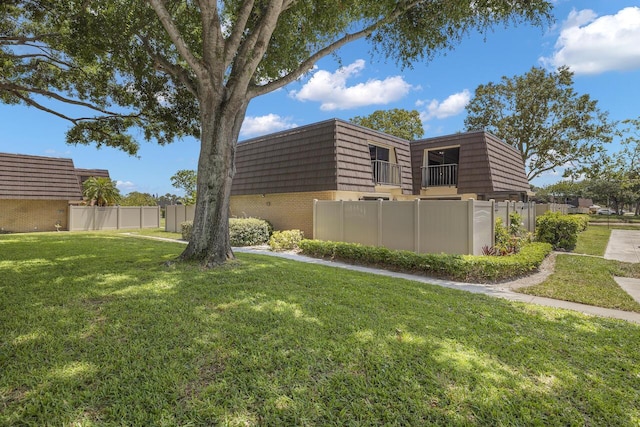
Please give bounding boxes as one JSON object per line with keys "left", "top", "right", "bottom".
{"left": 410, "top": 131, "right": 530, "bottom": 196}
{"left": 0, "top": 152, "right": 110, "bottom": 200}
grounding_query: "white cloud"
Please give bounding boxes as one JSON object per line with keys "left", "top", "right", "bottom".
{"left": 290, "top": 59, "right": 413, "bottom": 110}
{"left": 540, "top": 7, "right": 640, "bottom": 74}
{"left": 240, "top": 114, "right": 297, "bottom": 137}
{"left": 116, "top": 180, "right": 136, "bottom": 192}
{"left": 418, "top": 89, "right": 471, "bottom": 121}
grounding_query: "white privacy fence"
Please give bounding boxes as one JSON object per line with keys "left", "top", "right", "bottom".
{"left": 68, "top": 206, "right": 160, "bottom": 231}
{"left": 313, "top": 199, "right": 496, "bottom": 256}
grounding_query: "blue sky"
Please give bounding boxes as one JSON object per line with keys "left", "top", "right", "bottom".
{"left": 1, "top": 1, "right": 639, "bottom": 197}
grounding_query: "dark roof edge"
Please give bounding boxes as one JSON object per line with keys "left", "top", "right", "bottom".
{"left": 238, "top": 117, "right": 412, "bottom": 147}
{"left": 414, "top": 130, "right": 522, "bottom": 156}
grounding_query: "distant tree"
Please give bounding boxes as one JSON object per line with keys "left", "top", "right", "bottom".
{"left": 156, "top": 193, "right": 181, "bottom": 207}
{"left": 170, "top": 170, "right": 197, "bottom": 205}
{"left": 535, "top": 180, "right": 586, "bottom": 204}
{"left": 351, "top": 109, "right": 424, "bottom": 140}
{"left": 464, "top": 66, "right": 615, "bottom": 181}
{"left": 120, "top": 192, "right": 157, "bottom": 206}
{"left": 585, "top": 117, "right": 640, "bottom": 214}
{"left": 82, "top": 177, "right": 121, "bottom": 207}
{"left": 2, "top": 1, "right": 552, "bottom": 266}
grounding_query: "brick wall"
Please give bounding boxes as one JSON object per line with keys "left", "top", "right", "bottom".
{"left": 0, "top": 199, "right": 69, "bottom": 232}
{"left": 230, "top": 191, "right": 338, "bottom": 238}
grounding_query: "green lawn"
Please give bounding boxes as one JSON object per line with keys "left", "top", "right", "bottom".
{"left": 519, "top": 226, "right": 640, "bottom": 312}
{"left": 572, "top": 226, "right": 611, "bottom": 256}
{"left": 1, "top": 233, "right": 640, "bottom": 426}
{"left": 519, "top": 254, "right": 640, "bottom": 312}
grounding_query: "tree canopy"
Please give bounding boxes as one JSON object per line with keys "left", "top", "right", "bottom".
{"left": 464, "top": 66, "right": 614, "bottom": 181}
{"left": 351, "top": 108, "right": 424, "bottom": 140}
{"left": 120, "top": 191, "right": 158, "bottom": 206}
{"left": 2, "top": 0, "right": 553, "bottom": 266}
{"left": 170, "top": 169, "right": 197, "bottom": 205}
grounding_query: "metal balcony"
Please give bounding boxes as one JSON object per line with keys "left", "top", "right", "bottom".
{"left": 421, "top": 164, "right": 458, "bottom": 187}
{"left": 371, "top": 160, "right": 402, "bottom": 186}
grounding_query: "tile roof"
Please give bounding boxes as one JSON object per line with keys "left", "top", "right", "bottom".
{"left": 0, "top": 153, "right": 108, "bottom": 200}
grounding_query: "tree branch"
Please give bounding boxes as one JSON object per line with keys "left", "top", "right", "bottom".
{"left": 2, "top": 82, "right": 122, "bottom": 116}
{"left": 139, "top": 36, "right": 198, "bottom": 97}
{"left": 11, "top": 90, "right": 140, "bottom": 124}
{"left": 198, "top": 0, "right": 224, "bottom": 71}
{"left": 248, "top": 0, "right": 421, "bottom": 98}
{"left": 223, "top": 0, "right": 256, "bottom": 68}
{"left": 146, "top": 0, "right": 207, "bottom": 82}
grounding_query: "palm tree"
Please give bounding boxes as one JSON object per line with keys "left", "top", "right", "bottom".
{"left": 82, "top": 177, "right": 121, "bottom": 206}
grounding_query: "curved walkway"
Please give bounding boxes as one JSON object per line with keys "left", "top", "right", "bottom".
{"left": 127, "top": 233, "right": 640, "bottom": 324}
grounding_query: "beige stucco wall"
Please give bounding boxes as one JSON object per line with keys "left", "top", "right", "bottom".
{"left": 418, "top": 187, "right": 478, "bottom": 200}
{"left": 231, "top": 191, "right": 337, "bottom": 238}
{"left": 0, "top": 199, "right": 68, "bottom": 232}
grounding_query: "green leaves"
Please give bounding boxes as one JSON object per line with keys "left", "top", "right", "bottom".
{"left": 464, "top": 66, "right": 615, "bottom": 181}
{"left": 351, "top": 108, "right": 424, "bottom": 140}
{"left": 82, "top": 176, "right": 121, "bottom": 206}
{"left": 170, "top": 169, "right": 197, "bottom": 205}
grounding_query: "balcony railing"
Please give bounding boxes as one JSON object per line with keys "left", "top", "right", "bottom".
{"left": 371, "top": 160, "right": 402, "bottom": 186}
{"left": 422, "top": 163, "right": 458, "bottom": 187}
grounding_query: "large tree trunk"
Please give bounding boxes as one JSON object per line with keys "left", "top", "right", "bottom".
{"left": 179, "top": 92, "right": 247, "bottom": 267}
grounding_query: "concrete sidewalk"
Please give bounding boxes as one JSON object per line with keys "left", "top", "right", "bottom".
{"left": 604, "top": 229, "right": 640, "bottom": 263}
{"left": 604, "top": 229, "right": 640, "bottom": 307}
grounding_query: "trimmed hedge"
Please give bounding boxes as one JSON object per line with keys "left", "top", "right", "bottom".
{"left": 536, "top": 212, "right": 586, "bottom": 250}
{"left": 269, "top": 229, "right": 304, "bottom": 251}
{"left": 180, "top": 221, "right": 193, "bottom": 241}
{"left": 299, "top": 239, "right": 552, "bottom": 283}
{"left": 229, "top": 218, "right": 273, "bottom": 246}
{"left": 180, "top": 218, "right": 273, "bottom": 246}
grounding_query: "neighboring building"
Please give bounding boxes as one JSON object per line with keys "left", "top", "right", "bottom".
{"left": 230, "top": 119, "right": 530, "bottom": 237}
{"left": 231, "top": 119, "right": 413, "bottom": 237}
{"left": 410, "top": 131, "right": 530, "bottom": 201}
{"left": 0, "top": 153, "right": 109, "bottom": 232}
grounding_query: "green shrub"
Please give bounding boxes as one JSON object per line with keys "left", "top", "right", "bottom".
{"left": 229, "top": 217, "right": 273, "bottom": 246}
{"left": 180, "top": 221, "right": 193, "bottom": 241}
{"left": 571, "top": 214, "right": 590, "bottom": 231}
{"left": 181, "top": 218, "right": 272, "bottom": 245}
{"left": 535, "top": 211, "right": 581, "bottom": 250}
{"left": 298, "top": 240, "right": 552, "bottom": 282}
{"left": 269, "top": 230, "right": 304, "bottom": 251}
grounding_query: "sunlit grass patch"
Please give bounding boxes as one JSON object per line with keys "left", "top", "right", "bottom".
{"left": 520, "top": 254, "right": 640, "bottom": 312}
{"left": 1, "top": 232, "right": 639, "bottom": 425}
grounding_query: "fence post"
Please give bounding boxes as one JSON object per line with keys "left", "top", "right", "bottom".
{"left": 313, "top": 199, "right": 317, "bottom": 240}
{"left": 377, "top": 199, "right": 383, "bottom": 247}
{"left": 116, "top": 206, "right": 122, "bottom": 230}
{"left": 490, "top": 199, "right": 496, "bottom": 247}
{"left": 414, "top": 199, "right": 420, "bottom": 253}
{"left": 467, "top": 199, "right": 475, "bottom": 255}
{"left": 68, "top": 206, "right": 74, "bottom": 231}
{"left": 339, "top": 200, "right": 345, "bottom": 241}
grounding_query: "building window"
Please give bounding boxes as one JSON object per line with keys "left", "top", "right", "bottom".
{"left": 369, "top": 144, "right": 401, "bottom": 185}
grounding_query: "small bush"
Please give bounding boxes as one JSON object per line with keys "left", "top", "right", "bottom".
{"left": 180, "top": 218, "right": 272, "bottom": 245}
{"left": 298, "top": 240, "right": 552, "bottom": 282}
{"left": 536, "top": 211, "right": 581, "bottom": 250}
{"left": 269, "top": 230, "right": 304, "bottom": 251}
{"left": 229, "top": 217, "right": 272, "bottom": 246}
{"left": 181, "top": 221, "right": 193, "bottom": 241}
{"left": 571, "top": 214, "right": 590, "bottom": 231}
